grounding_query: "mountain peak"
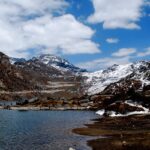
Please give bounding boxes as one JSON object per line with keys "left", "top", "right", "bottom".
{"left": 10, "top": 53, "right": 87, "bottom": 74}
{"left": 36, "top": 54, "right": 70, "bottom": 66}
{"left": 33, "top": 54, "right": 87, "bottom": 73}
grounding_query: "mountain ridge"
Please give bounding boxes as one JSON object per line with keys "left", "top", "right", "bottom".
{"left": 83, "top": 61, "right": 150, "bottom": 95}
{"left": 10, "top": 54, "right": 87, "bottom": 75}
{"left": 1, "top": 51, "right": 150, "bottom": 114}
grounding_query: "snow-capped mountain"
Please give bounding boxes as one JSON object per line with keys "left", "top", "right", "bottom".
{"left": 33, "top": 54, "right": 87, "bottom": 74}
{"left": 14, "top": 58, "right": 64, "bottom": 77}
{"left": 8, "top": 53, "right": 150, "bottom": 96}
{"left": 83, "top": 61, "right": 150, "bottom": 95}
{"left": 10, "top": 54, "right": 87, "bottom": 75}
{"left": 1, "top": 51, "right": 150, "bottom": 113}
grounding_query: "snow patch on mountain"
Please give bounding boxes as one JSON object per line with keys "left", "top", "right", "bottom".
{"left": 10, "top": 54, "right": 87, "bottom": 74}
{"left": 34, "top": 54, "right": 87, "bottom": 74}
{"left": 131, "top": 61, "right": 150, "bottom": 86}
{"left": 84, "top": 61, "right": 150, "bottom": 95}
{"left": 83, "top": 64, "right": 133, "bottom": 95}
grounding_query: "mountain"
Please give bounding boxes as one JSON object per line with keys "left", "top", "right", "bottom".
{"left": 84, "top": 61, "right": 150, "bottom": 116}
{"left": 10, "top": 54, "right": 87, "bottom": 76}
{"left": 10, "top": 57, "right": 26, "bottom": 64}
{"left": 0, "top": 52, "right": 39, "bottom": 92}
{"left": 5, "top": 53, "right": 150, "bottom": 97}
{"left": 1, "top": 51, "right": 150, "bottom": 113}
{"left": 83, "top": 61, "right": 150, "bottom": 95}
{"left": 14, "top": 58, "right": 64, "bottom": 78}
{"left": 1, "top": 52, "right": 85, "bottom": 102}
{"left": 34, "top": 54, "right": 87, "bottom": 74}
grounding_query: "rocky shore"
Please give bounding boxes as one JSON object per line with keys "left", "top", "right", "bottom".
{"left": 0, "top": 105, "right": 91, "bottom": 111}
{"left": 73, "top": 114, "right": 150, "bottom": 150}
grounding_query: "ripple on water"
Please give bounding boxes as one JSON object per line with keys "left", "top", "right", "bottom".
{"left": 0, "top": 110, "right": 97, "bottom": 150}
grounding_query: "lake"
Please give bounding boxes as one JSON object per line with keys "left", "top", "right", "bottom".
{"left": 0, "top": 110, "right": 98, "bottom": 150}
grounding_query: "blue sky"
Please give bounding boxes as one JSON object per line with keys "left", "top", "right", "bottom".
{"left": 0, "top": 0, "right": 150, "bottom": 71}
{"left": 65, "top": 0, "right": 150, "bottom": 70}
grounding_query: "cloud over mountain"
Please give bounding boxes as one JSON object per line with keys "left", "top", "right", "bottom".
{"left": 77, "top": 56, "right": 131, "bottom": 71}
{"left": 112, "top": 48, "right": 137, "bottom": 57}
{"left": 0, "top": 0, "right": 100, "bottom": 58}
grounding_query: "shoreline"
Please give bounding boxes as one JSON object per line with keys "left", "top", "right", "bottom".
{"left": 0, "top": 106, "right": 93, "bottom": 111}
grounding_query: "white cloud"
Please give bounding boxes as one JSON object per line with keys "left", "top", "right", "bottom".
{"left": 0, "top": 0, "right": 100, "bottom": 58}
{"left": 88, "top": 0, "right": 145, "bottom": 29}
{"left": 106, "top": 38, "right": 119, "bottom": 44}
{"left": 137, "top": 47, "right": 150, "bottom": 57}
{"left": 112, "top": 48, "right": 137, "bottom": 57}
{"left": 0, "top": 0, "right": 68, "bottom": 18}
{"left": 77, "top": 56, "right": 131, "bottom": 71}
{"left": 78, "top": 47, "right": 137, "bottom": 71}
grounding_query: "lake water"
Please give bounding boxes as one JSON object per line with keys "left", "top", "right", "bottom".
{"left": 0, "top": 110, "right": 97, "bottom": 150}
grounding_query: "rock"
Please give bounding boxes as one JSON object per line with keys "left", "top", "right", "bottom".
{"left": 0, "top": 52, "right": 34, "bottom": 92}
{"left": 122, "top": 141, "right": 127, "bottom": 146}
{"left": 69, "top": 147, "right": 76, "bottom": 150}
{"left": 105, "top": 102, "right": 144, "bottom": 114}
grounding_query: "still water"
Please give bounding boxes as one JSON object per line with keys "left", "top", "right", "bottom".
{"left": 0, "top": 110, "right": 97, "bottom": 150}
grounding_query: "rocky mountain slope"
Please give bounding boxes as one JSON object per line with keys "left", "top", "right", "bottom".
{"left": 0, "top": 52, "right": 38, "bottom": 91}
{"left": 0, "top": 52, "right": 85, "bottom": 106}
{"left": 35, "top": 54, "right": 87, "bottom": 74}
{"left": 11, "top": 54, "right": 87, "bottom": 75}
{"left": 1, "top": 51, "right": 150, "bottom": 113}
{"left": 10, "top": 57, "right": 26, "bottom": 64}
{"left": 83, "top": 62, "right": 150, "bottom": 116}
{"left": 14, "top": 58, "right": 64, "bottom": 78}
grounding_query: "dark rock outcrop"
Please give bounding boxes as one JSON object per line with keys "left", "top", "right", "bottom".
{"left": 0, "top": 52, "right": 38, "bottom": 91}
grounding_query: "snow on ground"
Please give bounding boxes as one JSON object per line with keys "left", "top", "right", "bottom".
{"left": 96, "top": 109, "right": 150, "bottom": 117}
{"left": 96, "top": 110, "right": 105, "bottom": 116}
{"left": 125, "top": 100, "right": 149, "bottom": 112}
{"left": 51, "top": 64, "right": 69, "bottom": 73}
{"left": 109, "top": 110, "right": 150, "bottom": 117}
{"left": 96, "top": 100, "right": 150, "bottom": 117}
